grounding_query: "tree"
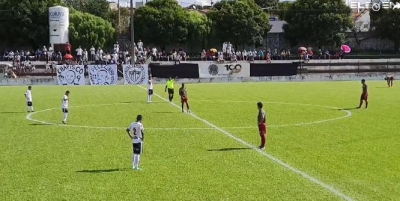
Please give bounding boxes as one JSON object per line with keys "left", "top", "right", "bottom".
{"left": 370, "top": 0, "right": 400, "bottom": 52}
{"left": 351, "top": 9, "right": 370, "bottom": 48}
{"left": 254, "top": 0, "right": 278, "bottom": 9}
{"left": 282, "top": 0, "right": 352, "bottom": 48}
{"left": 63, "top": 0, "right": 110, "bottom": 20}
{"left": 186, "top": 11, "right": 211, "bottom": 51}
{"left": 133, "top": 0, "right": 189, "bottom": 49}
{"left": 69, "top": 9, "right": 116, "bottom": 49}
{"left": 108, "top": 7, "right": 130, "bottom": 34}
{"left": 276, "top": 1, "right": 292, "bottom": 20}
{"left": 63, "top": 0, "right": 80, "bottom": 8}
{"left": 207, "top": 0, "right": 270, "bottom": 48}
{"left": 254, "top": 0, "right": 279, "bottom": 16}
{"left": 0, "top": 0, "right": 62, "bottom": 48}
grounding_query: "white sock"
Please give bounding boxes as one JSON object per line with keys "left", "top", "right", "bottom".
{"left": 133, "top": 154, "right": 138, "bottom": 168}
{"left": 147, "top": 95, "right": 150, "bottom": 102}
{"left": 137, "top": 155, "right": 141, "bottom": 167}
{"left": 149, "top": 95, "right": 152, "bottom": 101}
{"left": 27, "top": 106, "right": 30, "bottom": 111}
{"left": 63, "top": 113, "right": 68, "bottom": 122}
{"left": 132, "top": 155, "right": 135, "bottom": 168}
{"left": 30, "top": 106, "right": 34, "bottom": 111}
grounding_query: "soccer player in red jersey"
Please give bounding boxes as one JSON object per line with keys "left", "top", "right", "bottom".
{"left": 385, "top": 75, "right": 394, "bottom": 88}
{"left": 179, "top": 83, "right": 190, "bottom": 113}
{"left": 257, "top": 102, "right": 267, "bottom": 150}
{"left": 358, "top": 79, "right": 368, "bottom": 109}
{"left": 390, "top": 76, "right": 394, "bottom": 87}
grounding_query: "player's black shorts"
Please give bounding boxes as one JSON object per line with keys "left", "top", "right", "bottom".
{"left": 148, "top": 89, "right": 153, "bottom": 95}
{"left": 62, "top": 108, "right": 69, "bottom": 113}
{"left": 27, "top": 101, "right": 32, "bottom": 106}
{"left": 168, "top": 88, "right": 174, "bottom": 94}
{"left": 133, "top": 142, "right": 143, "bottom": 154}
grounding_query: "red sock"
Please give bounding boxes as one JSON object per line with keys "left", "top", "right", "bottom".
{"left": 260, "top": 134, "right": 266, "bottom": 147}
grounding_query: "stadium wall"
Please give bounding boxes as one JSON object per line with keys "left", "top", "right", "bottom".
{"left": 0, "top": 73, "right": 398, "bottom": 86}
{"left": 1, "top": 60, "right": 399, "bottom": 86}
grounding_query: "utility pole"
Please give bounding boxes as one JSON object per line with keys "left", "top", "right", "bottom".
{"left": 130, "top": 0, "right": 135, "bottom": 65}
{"left": 118, "top": 0, "right": 120, "bottom": 33}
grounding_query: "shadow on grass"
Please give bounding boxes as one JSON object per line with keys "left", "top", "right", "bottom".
{"left": 152, "top": 111, "right": 175, "bottom": 113}
{"left": 30, "top": 123, "right": 52, "bottom": 126}
{"left": 336, "top": 107, "right": 359, "bottom": 111}
{"left": 208, "top": 147, "right": 251, "bottom": 151}
{"left": 119, "top": 101, "right": 143, "bottom": 104}
{"left": 0, "top": 111, "right": 26, "bottom": 114}
{"left": 76, "top": 168, "right": 130, "bottom": 173}
{"left": 120, "top": 101, "right": 165, "bottom": 104}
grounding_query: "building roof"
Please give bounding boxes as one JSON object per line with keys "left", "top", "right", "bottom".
{"left": 269, "top": 20, "right": 286, "bottom": 33}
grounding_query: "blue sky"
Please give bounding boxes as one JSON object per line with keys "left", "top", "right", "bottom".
{"left": 107, "top": 0, "right": 295, "bottom": 7}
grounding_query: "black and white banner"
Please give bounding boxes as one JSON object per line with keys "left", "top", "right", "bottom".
{"left": 88, "top": 65, "right": 118, "bottom": 85}
{"left": 56, "top": 65, "right": 85, "bottom": 85}
{"left": 198, "top": 63, "right": 250, "bottom": 78}
{"left": 122, "top": 64, "right": 149, "bottom": 85}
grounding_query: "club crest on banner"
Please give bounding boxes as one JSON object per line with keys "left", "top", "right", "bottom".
{"left": 56, "top": 65, "right": 85, "bottom": 85}
{"left": 123, "top": 64, "right": 148, "bottom": 84}
{"left": 88, "top": 65, "right": 118, "bottom": 85}
{"left": 198, "top": 63, "right": 250, "bottom": 78}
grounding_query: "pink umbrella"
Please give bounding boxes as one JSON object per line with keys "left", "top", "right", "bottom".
{"left": 64, "top": 54, "right": 73, "bottom": 60}
{"left": 341, "top": 45, "right": 351, "bottom": 53}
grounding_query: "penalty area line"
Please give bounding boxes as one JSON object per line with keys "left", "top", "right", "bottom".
{"left": 138, "top": 85, "right": 354, "bottom": 201}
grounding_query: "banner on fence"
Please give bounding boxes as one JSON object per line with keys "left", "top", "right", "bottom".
{"left": 88, "top": 65, "right": 118, "bottom": 85}
{"left": 122, "top": 64, "right": 149, "bottom": 85}
{"left": 56, "top": 65, "right": 85, "bottom": 85}
{"left": 198, "top": 63, "right": 250, "bottom": 78}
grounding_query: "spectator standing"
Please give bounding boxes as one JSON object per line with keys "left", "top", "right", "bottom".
{"left": 137, "top": 40, "right": 143, "bottom": 51}
{"left": 76, "top": 46, "right": 83, "bottom": 62}
{"left": 90, "top": 46, "right": 96, "bottom": 61}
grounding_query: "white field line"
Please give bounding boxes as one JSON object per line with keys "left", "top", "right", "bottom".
{"left": 137, "top": 85, "right": 354, "bottom": 201}
{"left": 25, "top": 107, "right": 210, "bottom": 130}
{"left": 26, "top": 100, "right": 351, "bottom": 130}
{"left": 25, "top": 105, "right": 262, "bottom": 130}
{"left": 193, "top": 100, "right": 352, "bottom": 127}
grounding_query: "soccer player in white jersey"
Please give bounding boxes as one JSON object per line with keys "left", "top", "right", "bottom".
{"left": 61, "top": 90, "right": 70, "bottom": 124}
{"left": 126, "top": 115, "right": 144, "bottom": 170}
{"left": 147, "top": 76, "right": 153, "bottom": 103}
{"left": 24, "top": 86, "right": 34, "bottom": 112}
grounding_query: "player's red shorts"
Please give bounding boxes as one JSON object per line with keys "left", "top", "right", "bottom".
{"left": 181, "top": 97, "right": 188, "bottom": 103}
{"left": 360, "top": 93, "right": 368, "bottom": 101}
{"left": 258, "top": 123, "right": 267, "bottom": 135}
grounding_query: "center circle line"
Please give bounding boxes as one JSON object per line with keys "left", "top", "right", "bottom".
{"left": 25, "top": 101, "right": 352, "bottom": 130}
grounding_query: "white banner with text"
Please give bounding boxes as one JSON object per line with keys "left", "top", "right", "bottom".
{"left": 198, "top": 63, "right": 250, "bottom": 78}
{"left": 88, "top": 65, "right": 118, "bottom": 85}
{"left": 122, "top": 64, "right": 149, "bottom": 85}
{"left": 56, "top": 65, "right": 85, "bottom": 85}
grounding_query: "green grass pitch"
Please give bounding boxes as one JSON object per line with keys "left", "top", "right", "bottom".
{"left": 0, "top": 81, "right": 399, "bottom": 201}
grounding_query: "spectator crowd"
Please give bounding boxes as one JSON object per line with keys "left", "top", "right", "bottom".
{"left": 1, "top": 41, "right": 353, "bottom": 79}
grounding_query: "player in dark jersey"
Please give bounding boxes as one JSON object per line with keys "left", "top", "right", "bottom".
{"left": 257, "top": 102, "right": 267, "bottom": 150}
{"left": 179, "top": 83, "right": 190, "bottom": 113}
{"left": 358, "top": 79, "right": 368, "bottom": 109}
{"left": 385, "top": 75, "right": 394, "bottom": 88}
